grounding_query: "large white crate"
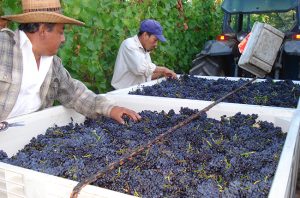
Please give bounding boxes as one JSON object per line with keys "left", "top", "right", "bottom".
{"left": 108, "top": 76, "right": 300, "bottom": 109}
{"left": 0, "top": 95, "right": 299, "bottom": 198}
{"left": 0, "top": 107, "right": 134, "bottom": 198}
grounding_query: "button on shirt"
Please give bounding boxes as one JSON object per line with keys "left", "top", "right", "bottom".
{"left": 111, "top": 35, "right": 156, "bottom": 89}
{"left": 8, "top": 31, "right": 52, "bottom": 118}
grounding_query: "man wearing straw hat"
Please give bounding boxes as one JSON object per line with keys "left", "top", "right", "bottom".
{"left": 0, "top": 0, "right": 141, "bottom": 124}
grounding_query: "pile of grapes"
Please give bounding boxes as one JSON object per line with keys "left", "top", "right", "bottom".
{"left": 129, "top": 75, "right": 300, "bottom": 108}
{"left": 0, "top": 109, "right": 286, "bottom": 197}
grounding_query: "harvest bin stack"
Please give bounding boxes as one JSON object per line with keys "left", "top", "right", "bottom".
{"left": 0, "top": 75, "right": 300, "bottom": 198}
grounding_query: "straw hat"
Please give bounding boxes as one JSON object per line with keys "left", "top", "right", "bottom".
{"left": 1, "top": 0, "right": 85, "bottom": 26}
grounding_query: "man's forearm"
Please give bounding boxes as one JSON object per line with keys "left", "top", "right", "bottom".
{"left": 151, "top": 66, "right": 165, "bottom": 80}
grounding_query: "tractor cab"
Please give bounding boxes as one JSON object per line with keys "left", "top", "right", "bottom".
{"left": 190, "top": 0, "right": 300, "bottom": 80}
{"left": 222, "top": 0, "right": 299, "bottom": 35}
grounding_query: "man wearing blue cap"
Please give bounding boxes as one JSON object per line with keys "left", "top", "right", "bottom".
{"left": 111, "top": 19, "right": 177, "bottom": 89}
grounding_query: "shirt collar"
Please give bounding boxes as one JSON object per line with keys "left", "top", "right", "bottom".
{"left": 133, "top": 35, "right": 145, "bottom": 50}
{"left": 133, "top": 34, "right": 150, "bottom": 53}
{"left": 19, "top": 30, "right": 32, "bottom": 49}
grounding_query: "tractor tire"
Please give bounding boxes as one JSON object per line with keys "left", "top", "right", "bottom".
{"left": 189, "top": 54, "right": 225, "bottom": 76}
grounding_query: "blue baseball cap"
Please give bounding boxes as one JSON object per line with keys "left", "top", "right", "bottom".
{"left": 140, "top": 19, "right": 167, "bottom": 42}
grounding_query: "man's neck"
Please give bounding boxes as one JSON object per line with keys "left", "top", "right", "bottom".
{"left": 34, "top": 55, "right": 41, "bottom": 69}
{"left": 25, "top": 32, "right": 41, "bottom": 69}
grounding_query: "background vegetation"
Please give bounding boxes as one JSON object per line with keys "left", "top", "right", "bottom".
{"left": 1, "top": 0, "right": 223, "bottom": 92}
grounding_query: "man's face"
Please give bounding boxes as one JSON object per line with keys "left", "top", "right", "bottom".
{"left": 0, "top": 19, "right": 7, "bottom": 29}
{"left": 40, "top": 23, "right": 65, "bottom": 56}
{"left": 141, "top": 32, "right": 158, "bottom": 52}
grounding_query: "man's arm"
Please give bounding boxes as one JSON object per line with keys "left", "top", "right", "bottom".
{"left": 51, "top": 57, "right": 141, "bottom": 124}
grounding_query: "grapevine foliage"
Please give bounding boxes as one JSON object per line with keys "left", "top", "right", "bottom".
{"left": 129, "top": 75, "right": 300, "bottom": 108}
{"left": 1, "top": 109, "right": 286, "bottom": 197}
{"left": 1, "top": 0, "right": 223, "bottom": 93}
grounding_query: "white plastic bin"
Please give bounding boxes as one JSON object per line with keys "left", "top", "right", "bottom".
{"left": 107, "top": 76, "right": 300, "bottom": 109}
{"left": 0, "top": 96, "right": 299, "bottom": 198}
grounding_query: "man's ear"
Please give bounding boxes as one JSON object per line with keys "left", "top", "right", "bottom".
{"left": 143, "top": 32, "right": 149, "bottom": 37}
{"left": 141, "top": 32, "right": 148, "bottom": 39}
{"left": 0, "top": 19, "right": 8, "bottom": 29}
{"left": 39, "top": 24, "right": 47, "bottom": 37}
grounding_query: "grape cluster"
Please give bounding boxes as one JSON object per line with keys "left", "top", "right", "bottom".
{"left": 0, "top": 109, "right": 286, "bottom": 197}
{"left": 129, "top": 75, "right": 300, "bottom": 108}
{"left": 0, "top": 150, "right": 8, "bottom": 160}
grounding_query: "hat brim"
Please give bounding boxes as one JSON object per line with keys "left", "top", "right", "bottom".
{"left": 1, "top": 12, "right": 84, "bottom": 26}
{"left": 155, "top": 34, "right": 167, "bottom": 42}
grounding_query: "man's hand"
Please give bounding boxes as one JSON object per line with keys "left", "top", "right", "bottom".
{"left": 162, "top": 67, "right": 177, "bottom": 79}
{"left": 110, "top": 106, "right": 142, "bottom": 124}
{"left": 152, "top": 66, "right": 177, "bottom": 80}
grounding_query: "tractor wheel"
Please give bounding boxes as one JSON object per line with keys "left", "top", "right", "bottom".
{"left": 189, "top": 54, "right": 225, "bottom": 76}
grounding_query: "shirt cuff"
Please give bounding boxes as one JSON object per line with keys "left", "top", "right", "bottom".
{"left": 95, "top": 95, "right": 116, "bottom": 117}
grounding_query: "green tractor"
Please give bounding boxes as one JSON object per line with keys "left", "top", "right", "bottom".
{"left": 189, "top": 0, "right": 300, "bottom": 80}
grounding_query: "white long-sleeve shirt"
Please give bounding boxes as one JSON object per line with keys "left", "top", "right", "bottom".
{"left": 8, "top": 31, "right": 52, "bottom": 118}
{"left": 111, "top": 35, "right": 156, "bottom": 89}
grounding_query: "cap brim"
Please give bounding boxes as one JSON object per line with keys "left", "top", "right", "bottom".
{"left": 1, "top": 12, "right": 85, "bottom": 26}
{"left": 155, "top": 34, "right": 167, "bottom": 42}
